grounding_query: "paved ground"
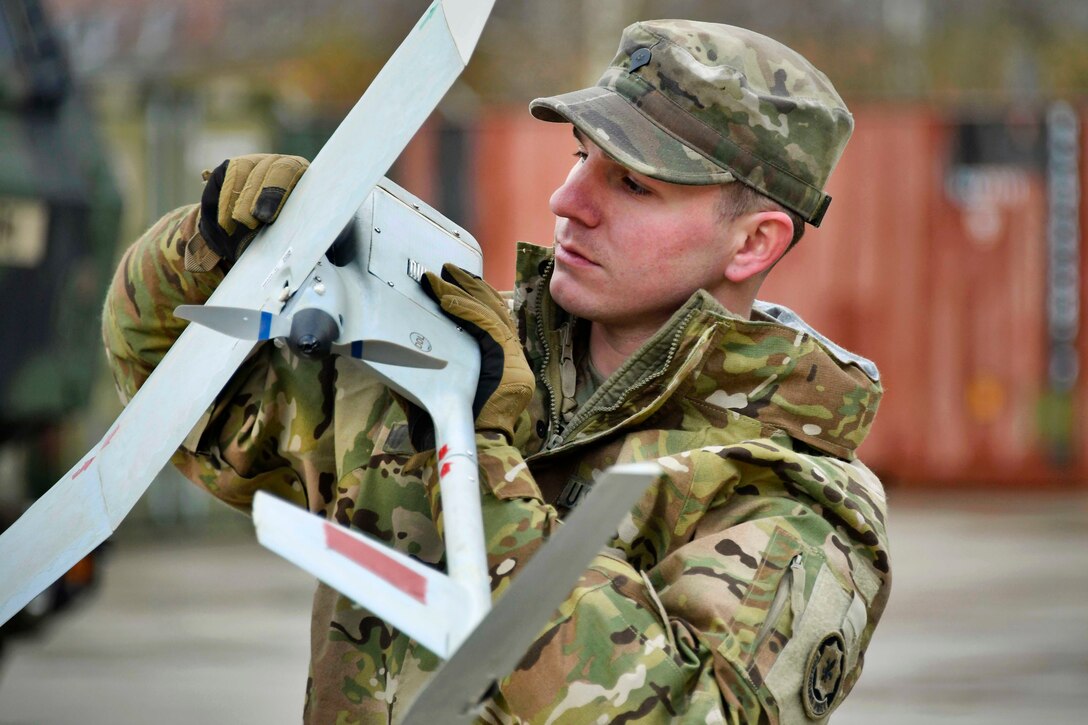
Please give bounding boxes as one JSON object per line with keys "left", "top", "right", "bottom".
{"left": 1, "top": 488, "right": 1086, "bottom": 724}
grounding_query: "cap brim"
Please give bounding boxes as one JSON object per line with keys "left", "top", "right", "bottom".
{"left": 530, "top": 87, "right": 733, "bottom": 186}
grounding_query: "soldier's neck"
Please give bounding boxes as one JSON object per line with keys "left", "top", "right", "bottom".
{"left": 588, "top": 320, "right": 660, "bottom": 378}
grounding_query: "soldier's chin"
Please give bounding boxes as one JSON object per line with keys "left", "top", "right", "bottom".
{"left": 548, "top": 271, "right": 593, "bottom": 319}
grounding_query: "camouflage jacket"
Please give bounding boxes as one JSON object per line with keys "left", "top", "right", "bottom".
{"left": 103, "top": 205, "right": 891, "bottom": 724}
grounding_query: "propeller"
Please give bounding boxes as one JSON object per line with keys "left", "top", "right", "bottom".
{"left": 174, "top": 304, "right": 447, "bottom": 370}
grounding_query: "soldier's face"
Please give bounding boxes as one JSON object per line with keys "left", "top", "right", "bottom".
{"left": 549, "top": 130, "right": 741, "bottom": 330}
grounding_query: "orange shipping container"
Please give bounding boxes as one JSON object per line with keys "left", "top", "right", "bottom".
{"left": 760, "top": 108, "right": 1052, "bottom": 487}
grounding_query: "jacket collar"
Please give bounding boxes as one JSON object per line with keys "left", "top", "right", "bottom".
{"left": 514, "top": 243, "right": 882, "bottom": 460}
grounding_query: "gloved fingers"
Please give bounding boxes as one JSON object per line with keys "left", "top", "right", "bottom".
{"left": 218, "top": 155, "right": 260, "bottom": 234}
{"left": 199, "top": 160, "right": 227, "bottom": 235}
{"left": 198, "top": 153, "right": 311, "bottom": 267}
{"left": 423, "top": 270, "right": 513, "bottom": 344}
{"left": 486, "top": 383, "right": 536, "bottom": 418}
{"left": 420, "top": 268, "right": 458, "bottom": 306}
{"left": 198, "top": 160, "right": 238, "bottom": 261}
{"left": 439, "top": 264, "right": 510, "bottom": 320}
{"left": 442, "top": 294, "right": 534, "bottom": 426}
{"left": 441, "top": 294, "right": 518, "bottom": 348}
{"left": 236, "top": 154, "right": 309, "bottom": 227}
{"left": 419, "top": 269, "right": 532, "bottom": 441}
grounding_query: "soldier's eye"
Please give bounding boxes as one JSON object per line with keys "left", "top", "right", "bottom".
{"left": 622, "top": 176, "right": 650, "bottom": 196}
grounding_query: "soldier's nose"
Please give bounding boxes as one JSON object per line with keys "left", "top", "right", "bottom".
{"left": 550, "top": 164, "right": 600, "bottom": 228}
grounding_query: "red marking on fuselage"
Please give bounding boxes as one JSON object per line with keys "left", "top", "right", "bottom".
{"left": 440, "top": 462, "right": 452, "bottom": 478}
{"left": 71, "top": 457, "right": 96, "bottom": 480}
{"left": 102, "top": 425, "right": 121, "bottom": 448}
{"left": 438, "top": 444, "right": 449, "bottom": 460}
{"left": 324, "top": 524, "right": 428, "bottom": 603}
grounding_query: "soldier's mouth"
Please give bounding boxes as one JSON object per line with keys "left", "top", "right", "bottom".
{"left": 554, "top": 240, "right": 598, "bottom": 268}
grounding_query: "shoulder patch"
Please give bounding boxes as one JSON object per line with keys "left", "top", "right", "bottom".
{"left": 803, "top": 630, "right": 845, "bottom": 718}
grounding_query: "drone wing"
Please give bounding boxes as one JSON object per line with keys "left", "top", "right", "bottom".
{"left": 0, "top": 0, "right": 497, "bottom": 626}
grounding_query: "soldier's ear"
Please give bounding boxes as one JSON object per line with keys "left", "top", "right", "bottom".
{"left": 723, "top": 211, "right": 793, "bottom": 283}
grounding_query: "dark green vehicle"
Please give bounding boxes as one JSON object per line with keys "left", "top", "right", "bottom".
{"left": 0, "top": 0, "right": 122, "bottom": 643}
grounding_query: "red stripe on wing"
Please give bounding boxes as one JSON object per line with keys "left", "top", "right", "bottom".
{"left": 324, "top": 524, "right": 428, "bottom": 603}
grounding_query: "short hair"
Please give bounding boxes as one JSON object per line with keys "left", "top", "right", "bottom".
{"left": 718, "top": 183, "right": 807, "bottom": 250}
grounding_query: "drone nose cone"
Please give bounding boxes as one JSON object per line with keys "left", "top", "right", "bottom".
{"left": 289, "top": 308, "right": 339, "bottom": 359}
{"left": 295, "top": 334, "right": 325, "bottom": 357}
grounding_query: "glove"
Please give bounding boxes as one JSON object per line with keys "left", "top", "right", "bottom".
{"left": 198, "top": 153, "right": 309, "bottom": 266}
{"left": 401, "top": 264, "right": 535, "bottom": 450}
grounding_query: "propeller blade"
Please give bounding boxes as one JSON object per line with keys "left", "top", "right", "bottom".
{"left": 338, "top": 340, "right": 448, "bottom": 369}
{"left": 175, "top": 305, "right": 291, "bottom": 341}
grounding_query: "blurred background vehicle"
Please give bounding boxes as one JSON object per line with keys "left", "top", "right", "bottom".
{"left": 0, "top": 0, "right": 122, "bottom": 653}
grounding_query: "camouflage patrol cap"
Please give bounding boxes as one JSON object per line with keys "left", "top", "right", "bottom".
{"left": 530, "top": 20, "right": 854, "bottom": 226}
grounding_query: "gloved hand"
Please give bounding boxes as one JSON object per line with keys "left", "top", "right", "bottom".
{"left": 198, "top": 153, "right": 309, "bottom": 266}
{"left": 402, "top": 264, "right": 534, "bottom": 450}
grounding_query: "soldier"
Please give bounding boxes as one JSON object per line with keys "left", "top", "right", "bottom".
{"left": 104, "top": 20, "right": 890, "bottom": 724}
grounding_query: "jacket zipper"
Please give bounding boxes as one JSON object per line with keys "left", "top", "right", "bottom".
{"left": 752, "top": 553, "right": 804, "bottom": 655}
{"left": 532, "top": 258, "right": 563, "bottom": 449}
{"left": 559, "top": 307, "right": 700, "bottom": 445}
